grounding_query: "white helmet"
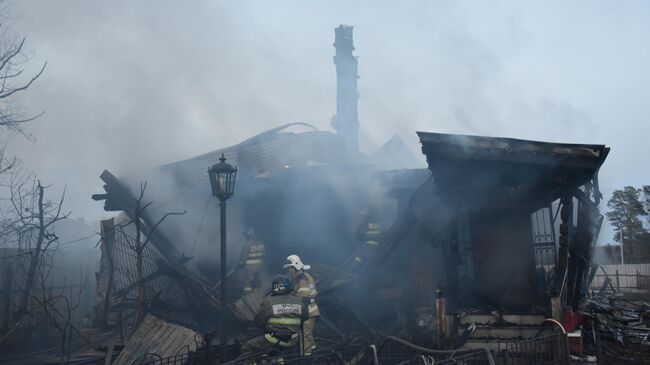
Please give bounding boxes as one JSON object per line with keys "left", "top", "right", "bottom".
{"left": 283, "top": 254, "right": 311, "bottom": 271}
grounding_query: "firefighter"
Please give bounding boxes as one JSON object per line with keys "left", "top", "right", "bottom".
{"left": 239, "top": 275, "right": 307, "bottom": 356}
{"left": 353, "top": 209, "right": 382, "bottom": 265}
{"left": 361, "top": 214, "right": 381, "bottom": 248}
{"left": 240, "top": 228, "right": 265, "bottom": 293}
{"left": 284, "top": 254, "right": 319, "bottom": 355}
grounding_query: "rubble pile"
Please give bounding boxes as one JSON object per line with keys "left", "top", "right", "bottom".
{"left": 580, "top": 297, "right": 650, "bottom": 363}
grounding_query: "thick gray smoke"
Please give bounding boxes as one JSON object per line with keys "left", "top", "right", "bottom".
{"left": 5, "top": 0, "right": 650, "bottom": 246}
{"left": 116, "top": 140, "right": 411, "bottom": 284}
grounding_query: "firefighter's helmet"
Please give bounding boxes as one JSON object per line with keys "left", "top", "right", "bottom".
{"left": 271, "top": 275, "right": 292, "bottom": 295}
{"left": 283, "top": 254, "right": 311, "bottom": 271}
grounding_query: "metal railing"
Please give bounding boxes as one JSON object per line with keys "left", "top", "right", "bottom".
{"left": 495, "top": 333, "right": 568, "bottom": 365}
{"left": 419, "top": 350, "right": 492, "bottom": 365}
{"left": 374, "top": 333, "right": 568, "bottom": 365}
{"left": 140, "top": 333, "right": 569, "bottom": 365}
{"left": 135, "top": 342, "right": 369, "bottom": 365}
{"left": 373, "top": 338, "right": 489, "bottom": 365}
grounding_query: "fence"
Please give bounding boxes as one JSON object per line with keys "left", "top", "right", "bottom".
{"left": 495, "top": 333, "right": 568, "bottom": 365}
{"left": 589, "top": 263, "right": 650, "bottom": 294}
{"left": 137, "top": 342, "right": 369, "bottom": 365}
{"left": 373, "top": 333, "right": 567, "bottom": 365}
{"left": 142, "top": 333, "right": 569, "bottom": 365}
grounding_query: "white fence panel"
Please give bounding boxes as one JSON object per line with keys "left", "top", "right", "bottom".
{"left": 590, "top": 263, "right": 650, "bottom": 293}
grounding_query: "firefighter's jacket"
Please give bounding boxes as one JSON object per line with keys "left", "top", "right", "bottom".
{"left": 254, "top": 292, "right": 306, "bottom": 339}
{"left": 294, "top": 272, "right": 320, "bottom": 317}
{"left": 241, "top": 239, "right": 265, "bottom": 267}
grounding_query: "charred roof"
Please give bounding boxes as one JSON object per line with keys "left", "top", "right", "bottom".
{"left": 417, "top": 131, "right": 609, "bottom": 212}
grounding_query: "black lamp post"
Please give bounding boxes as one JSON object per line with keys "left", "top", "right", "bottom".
{"left": 208, "top": 153, "right": 237, "bottom": 343}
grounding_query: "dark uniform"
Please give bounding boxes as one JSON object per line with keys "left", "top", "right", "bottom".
{"left": 240, "top": 291, "right": 306, "bottom": 354}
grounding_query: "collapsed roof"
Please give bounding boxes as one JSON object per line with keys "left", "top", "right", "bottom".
{"left": 418, "top": 132, "right": 609, "bottom": 211}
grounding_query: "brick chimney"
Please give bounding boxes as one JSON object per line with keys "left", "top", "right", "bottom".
{"left": 331, "top": 25, "right": 359, "bottom": 152}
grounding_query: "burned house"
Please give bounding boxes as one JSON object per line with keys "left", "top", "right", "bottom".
{"left": 87, "top": 24, "right": 614, "bottom": 364}
{"left": 91, "top": 24, "right": 423, "bottom": 339}
{"left": 91, "top": 120, "right": 425, "bottom": 334}
{"left": 350, "top": 133, "right": 609, "bottom": 349}
{"left": 91, "top": 129, "right": 609, "bottom": 362}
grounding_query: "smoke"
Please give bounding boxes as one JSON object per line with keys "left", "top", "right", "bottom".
{"left": 4, "top": 0, "right": 649, "bottom": 247}
{"left": 112, "top": 138, "right": 413, "bottom": 285}
{"left": 1, "top": 1, "right": 648, "bottom": 346}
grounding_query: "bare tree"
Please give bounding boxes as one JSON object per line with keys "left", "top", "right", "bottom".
{"left": 0, "top": 0, "right": 52, "bottom": 353}
{"left": 0, "top": 38, "right": 46, "bottom": 134}
{"left": 0, "top": 0, "right": 48, "bottom": 251}
{"left": 118, "top": 182, "right": 184, "bottom": 326}
{"left": 0, "top": 143, "right": 16, "bottom": 173}
{"left": 9, "top": 174, "right": 69, "bottom": 322}
{"left": 31, "top": 265, "right": 84, "bottom": 365}
{"left": 0, "top": 1, "right": 47, "bottom": 137}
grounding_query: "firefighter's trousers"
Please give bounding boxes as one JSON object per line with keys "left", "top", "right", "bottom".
{"left": 302, "top": 317, "right": 318, "bottom": 353}
{"left": 240, "top": 333, "right": 298, "bottom": 355}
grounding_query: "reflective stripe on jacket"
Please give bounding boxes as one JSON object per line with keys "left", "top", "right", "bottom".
{"left": 294, "top": 272, "right": 320, "bottom": 317}
{"left": 365, "top": 223, "right": 381, "bottom": 245}
{"left": 241, "top": 240, "right": 265, "bottom": 266}
{"left": 264, "top": 333, "right": 298, "bottom": 347}
{"left": 254, "top": 293, "right": 306, "bottom": 337}
{"left": 268, "top": 317, "right": 301, "bottom": 326}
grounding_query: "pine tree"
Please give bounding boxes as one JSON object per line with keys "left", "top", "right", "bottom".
{"left": 606, "top": 186, "right": 649, "bottom": 262}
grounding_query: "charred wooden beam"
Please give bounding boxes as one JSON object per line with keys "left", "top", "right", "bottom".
{"left": 95, "top": 218, "right": 116, "bottom": 329}
{"left": 570, "top": 188, "right": 604, "bottom": 308}
{"left": 92, "top": 169, "right": 189, "bottom": 268}
{"left": 551, "top": 195, "right": 572, "bottom": 320}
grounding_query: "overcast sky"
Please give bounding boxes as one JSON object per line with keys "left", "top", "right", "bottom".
{"left": 5, "top": 1, "right": 650, "bottom": 243}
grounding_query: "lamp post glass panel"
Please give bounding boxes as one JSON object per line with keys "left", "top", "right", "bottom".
{"left": 209, "top": 154, "right": 237, "bottom": 200}
{"left": 208, "top": 153, "right": 237, "bottom": 343}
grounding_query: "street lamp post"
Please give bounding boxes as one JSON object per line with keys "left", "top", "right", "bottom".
{"left": 208, "top": 153, "right": 237, "bottom": 344}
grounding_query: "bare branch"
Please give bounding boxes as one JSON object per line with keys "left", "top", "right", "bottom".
{"left": 0, "top": 37, "right": 24, "bottom": 73}
{"left": 0, "top": 110, "right": 45, "bottom": 127}
{"left": 0, "top": 68, "right": 23, "bottom": 80}
{"left": 142, "top": 210, "right": 186, "bottom": 248}
{"left": 0, "top": 61, "right": 46, "bottom": 99}
{"left": 117, "top": 180, "right": 185, "bottom": 326}
{"left": 31, "top": 264, "right": 87, "bottom": 363}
